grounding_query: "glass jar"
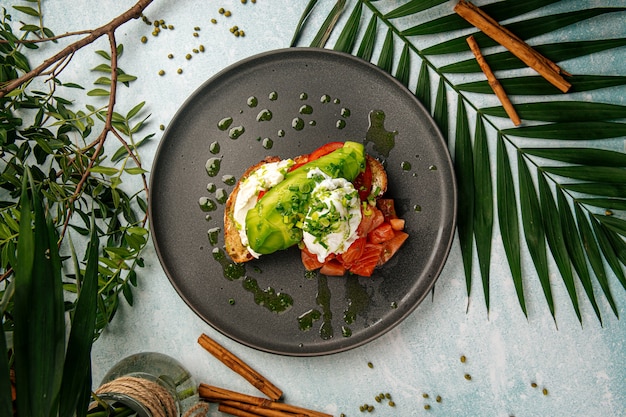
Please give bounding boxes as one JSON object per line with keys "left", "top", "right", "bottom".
{"left": 95, "top": 352, "right": 200, "bottom": 416}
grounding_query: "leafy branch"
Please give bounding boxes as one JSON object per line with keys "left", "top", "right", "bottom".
{"left": 293, "top": 0, "right": 626, "bottom": 324}
{"left": 1, "top": 0, "right": 154, "bottom": 339}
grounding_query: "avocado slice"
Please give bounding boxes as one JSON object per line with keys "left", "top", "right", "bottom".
{"left": 245, "top": 141, "right": 365, "bottom": 255}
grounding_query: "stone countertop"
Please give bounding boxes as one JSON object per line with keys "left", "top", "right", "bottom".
{"left": 22, "top": 1, "right": 626, "bottom": 416}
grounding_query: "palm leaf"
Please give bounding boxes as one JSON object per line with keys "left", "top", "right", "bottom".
{"left": 59, "top": 224, "right": 99, "bottom": 417}
{"left": 441, "top": 39, "right": 626, "bottom": 73}
{"left": 502, "top": 122, "right": 626, "bottom": 140}
{"left": 557, "top": 189, "right": 602, "bottom": 323}
{"left": 537, "top": 172, "right": 581, "bottom": 323}
{"left": 522, "top": 147, "right": 626, "bottom": 167}
{"left": 14, "top": 171, "right": 65, "bottom": 416}
{"left": 482, "top": 102, "right": 626, "bottom": 123}
{"left": 293, "top": 0, "right": 626, "bottom": 323}
{"left": 517, "top": 153, "right": 555, "bottom": 320}
{"left": 384, "top": 0, "right": 448, "bottom": 19}
{"left": 423, "top": 8, "right": 626, "bottom": 55}
{"left": 497, "top": 137, "right": 525, "bottom": 316}
{"left": 401, "top": 0, "right": 560, "bottom": 37}
{"left": 575, "top": 204, "right": 618, "bottom": 317}
{"left": 458, "top": 75, "right": 626, "bottom": 95}
{"left": 455, "top": 99, "right": 475, "bottom": 309}
{"left": 473, "top": 115, "right": 493, "bottom": 313}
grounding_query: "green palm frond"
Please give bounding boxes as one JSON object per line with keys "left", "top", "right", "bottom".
{"left": 292, "top": 0, "right": 626, "bottom": 324}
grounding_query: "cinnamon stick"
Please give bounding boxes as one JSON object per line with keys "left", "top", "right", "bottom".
{"left": 199, "top": 384, "right": 333, "bottom": 417}
{"left": 220, "top": 401, "right": 299, "bottom": 417}
{"left": 218, "top": 403, "right": 266, "bottom": 417}
{"left": 197, "top": 333, "right": 283, "bottom": 401}
{"left": 466, "top": 35, "right": 521, "bottom": 126}
{"left": 454, "top": 0, "right": 571, "bottom": 93}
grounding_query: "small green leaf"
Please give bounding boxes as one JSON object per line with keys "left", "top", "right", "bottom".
{"left": 87, "top": 88, "right": 110, "bottom": 97}
{"left": 91, "top": 63, "right": 112, "bottom": 73}
{"left": 126, "top": 101, "right": 146, "bottom": 120}
{"left": 124, "top": 167, "right": 148, "bottom": 175}
{"left": 12, "top": 5, "right": 40, "bottom": 16}
{"left": 95, "top": 50, "right": 111, "bottom": 60}
{"left": 90, "top": 166, "right": 119, "bottom": 176}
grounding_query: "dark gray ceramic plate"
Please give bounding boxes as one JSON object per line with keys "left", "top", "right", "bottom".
{"left": 149, "top": 48, "right": 456, "bottom": 356}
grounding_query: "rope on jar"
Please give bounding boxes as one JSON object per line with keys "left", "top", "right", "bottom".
{"left": 94, "top": 376, "right": 209, "bottom": 417}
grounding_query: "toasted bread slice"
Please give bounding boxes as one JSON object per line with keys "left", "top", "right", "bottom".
{"left": 224, "top": 152, "right": 388, "bottom": 263}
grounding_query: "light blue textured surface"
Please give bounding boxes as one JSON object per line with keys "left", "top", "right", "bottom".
{"left": 24, "top": 1, "right": 626, "bottom": 416}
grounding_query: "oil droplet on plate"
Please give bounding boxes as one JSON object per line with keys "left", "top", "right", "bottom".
{"left": 207, "top": 227, "right": 220, "bottom": 245}
{"left": 215, "top": 188, "right": 228, "bottom": 204}
{"left": 429, "top": 165, "right": 438, "bottom": 171}
{"left": 299, "top": 92, "right": 308, "bottom": 100}
{"left": 277, "top": 129, "right": 285, "bottom": 137}
{"left": 205, "top": 157, "right": 221, "bottom": 177}
{"left": 401, "top": 161, "right": 412, "bottom": 171}
{"left": 336, "top": 119, "right": 346, "bottom": 129}
{"left": 206, "top": 182, "right": 216, "bottom": 192}
{"left": 309, "top": 120, "right": 317, "bottom": 126}
{"left": 365, "top": 110, "right": 398, "bottom": 158}
{"left": 256, "top": 109, "right": 272, "bottom": 122}
{"left": 268, "top": 91, "right": 278, "bottom": 101}
{"left": 247, "top": 96, "right": 258, "bottom": 107}
{"left": 198, "top": 197, "right": 217, "bottom": 212}
{"left": 262, "top": 137, "right": 273, "bottom": 149}
{"left": 292, "top": 117, "right": 305, "bottom": 131}
{"left": 217, "top": 117, "right": 233, "bottom": 131}
{"left": 209, "top": 141, "right": 220, "bottom": 154}
{"left": 320, "top": 94, "right": 331, "bottom": 103}
{"left": 299, "top": 104, "right": 313, "bottom": 115}
{"left": 333, "top": 98, "right": 341, "bottom": 104}
{"left": 228, "top": 125, "right": 245, "bottom": 139}
{"left": 413, "top": 204, "right": 422, "bottom": 212}
{"left": 222, "top": 175, "right": 236, "bottom": 186}
{"left": 341, "top": 107, "right": 351, "bottom": 118}
{"left": 298, "top": 309, "right": 321, "bottom": 331}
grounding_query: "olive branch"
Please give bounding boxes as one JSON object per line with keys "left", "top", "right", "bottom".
{"left": 293, "top": 0, "right": 626, "bottom": 325}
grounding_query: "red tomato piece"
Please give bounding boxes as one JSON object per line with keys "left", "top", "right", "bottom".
{"left": 368, "top": 222, "right": 395, "bottom": 244}
{"left": 301, "top": 246, "right": 324, "bottom": 271}
{"left": 320, "top": 259, "right": 346, "bottom": 276}
{"left": 377, "top": 198, "right": 398, "bottom": 221}
{"left": 389, "top": 218, "right": 405, "bottom": 231}
{"left": 308, "top": 141, "right": 344, "bottom": 161}
{"left": 378, "top": 231, "right": 409, "bottom": 266}
{"left": 337, "top": 237, "right": 366, "bottom": 268}
{"left": 349, "top": 243, "right": 384, "bottom": 277}
{"left": 352, "top": 161, "right": 372, "bottom": 200}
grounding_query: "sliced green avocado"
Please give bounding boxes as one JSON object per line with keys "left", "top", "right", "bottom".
{"left": 245, "top": 141, "right": 365, "bottom": 255}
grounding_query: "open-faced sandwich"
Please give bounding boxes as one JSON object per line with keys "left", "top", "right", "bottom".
{"left": 224, "top": 141, "right": 408, "bottom": 277}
